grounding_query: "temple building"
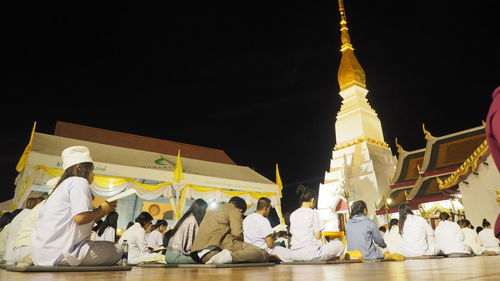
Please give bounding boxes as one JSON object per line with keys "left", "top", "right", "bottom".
{"left": 375, "top": 125, "right": 494, "bottom": 229}
{"left": 317, "top": 0, "right": 396, "bottom": 231}
{"left": 319, "top": 0, "right": 499, "bottom": 233}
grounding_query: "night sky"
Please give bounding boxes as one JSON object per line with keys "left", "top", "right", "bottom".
{"left": 1, "top": 1, "right": 499, "bottom": 213}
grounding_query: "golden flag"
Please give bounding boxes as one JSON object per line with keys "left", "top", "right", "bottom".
{"left": 16, "top": 122, "right": 37, "bottom": 172}
{"left": 174, "top": 150, "right": 184, "bottom": 182}
{"left": 276, "top": 163, "right": 283, "bottom": 198}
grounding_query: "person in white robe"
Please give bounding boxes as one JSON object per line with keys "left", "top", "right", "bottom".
{"left": 384, "top": 219, "right": 401, "bottom": 254}
{"left": 96, "top": 211, "right": 118, "bottom": 242}
{"left": 289, "top": 185, "right": 344, "bottom": 261}
{"left": 478, "top": 219, "right": 500, "bottom": 254}
{"left": 32, "top": 146, "right": 122, "bottom": 266}
{"left": 243, "top": 197, "right": 292, "bottom": 262}
{"left": 434, "top": 212, "right": 470, "bottom": 255}
{"left": 3, "top": 198, "right": 44, "bottom": 265}
{"left": 118, "top": 212, "right": 161, "bottom": 264}
{"left": 398, "top": 204, "right": 440, "bottom": 257}
{"left": 459, "top": 219, "right": 483, "bottom": 255}
{"left": 147, "top": 220, "right": 168, "bottom": 250}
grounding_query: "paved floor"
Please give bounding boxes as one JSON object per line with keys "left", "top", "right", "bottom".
{"left": 1, "top": 255, "right": 499, "bottom": 281}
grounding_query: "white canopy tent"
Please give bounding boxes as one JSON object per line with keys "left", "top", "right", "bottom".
{"left": 11, "top": 132, "right": 284, "bottom": 222}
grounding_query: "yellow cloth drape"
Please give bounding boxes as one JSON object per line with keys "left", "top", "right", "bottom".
{"left": 174, "top": 150, "right": 184, "bottom": 182}
{"left": 276, "top": 163, "right": 283, "bottom": 198}
{"left": 37, "top": 165, "right": 170, "bottom": 191}
{"left": 16, "top": 122, "right": 36, "bottom": 172}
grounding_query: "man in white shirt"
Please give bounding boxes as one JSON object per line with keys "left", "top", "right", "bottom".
{"left": 243, "top": 197, "right": 292, "bottom": 262}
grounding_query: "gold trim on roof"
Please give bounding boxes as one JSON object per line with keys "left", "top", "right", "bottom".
{"left": 334, "top": 136, "right": 389, "bottom": 151}
{"left": 422, "top": 123, "right": 432, "bottom": 140}
{"left": 438, "top": 140, "right": 489, "bottom": 190}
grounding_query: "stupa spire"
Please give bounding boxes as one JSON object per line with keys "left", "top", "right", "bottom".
{"left": 337, "top": 0, "right": 366, "bottom": 90}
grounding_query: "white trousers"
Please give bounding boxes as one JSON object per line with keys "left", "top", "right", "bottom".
{"left": 80, "top": 241, "right": 123, "bottom": 266}
{"left": 291, "top": 240, "right": 344, "bottom": 261}
{"left": 267, "top": 246, "right": 293, "bottom": 262}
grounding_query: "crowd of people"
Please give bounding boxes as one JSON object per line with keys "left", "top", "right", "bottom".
{"left": 0, "top": 145, "right": 499, "bottom": 267}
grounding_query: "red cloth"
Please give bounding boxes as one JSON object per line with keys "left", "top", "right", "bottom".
{"left": 495, "top": 213, "right": 500, "bottom": 238}
{"left": 485, "top": 86, "right": 500, "bottom": 172}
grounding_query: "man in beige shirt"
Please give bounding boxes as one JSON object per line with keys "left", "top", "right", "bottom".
{"left": 191, "top": 196, "right": 269, "bottom": 264}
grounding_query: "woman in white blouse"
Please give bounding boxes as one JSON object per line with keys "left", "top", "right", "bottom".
{"left": 96, "top": 211, "right": 118, "bottom": 242}
{"left": 118, "top": 212, "right": 161, "bottom": 264}
{"left": 398, "top": 204, "right": 440, "bottom": 257}
{"left": 384, "top": 219, "right": 401, "bottom": 254}
{"left": 434, "top": 212, "right": 470, "bottom": 255}
{"left": 459, "top": 219, "right": 483, "bottom": 255}
{"left": 478, "top": 219, "right": 500, "bottom": 254}
{"left": 289, "top": 185, "right": 344, "bottom": 261}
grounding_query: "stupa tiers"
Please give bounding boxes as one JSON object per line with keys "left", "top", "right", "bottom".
{"left": 317, "top": 0, "right": 396, "bottom": 231}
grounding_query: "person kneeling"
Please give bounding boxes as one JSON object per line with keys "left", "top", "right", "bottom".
{"left": 191, "top": 197, "right": 269, "bottom": 264}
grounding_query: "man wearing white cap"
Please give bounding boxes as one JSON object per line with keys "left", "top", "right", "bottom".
{"left": 32, "top": 146, "right": 123, "bottom": 266}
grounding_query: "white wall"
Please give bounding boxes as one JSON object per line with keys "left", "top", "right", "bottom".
{"left": 459, "top": 155, "right": 500, "bottom": 228}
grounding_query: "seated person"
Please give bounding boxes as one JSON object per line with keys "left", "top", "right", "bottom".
{"left": 289, "top": 185, "right": 344, "bottom": 261}
{"left": 345, "top": 201, "right": 386, "bottom": 260}
{"left": 459, "top": 219, "right": 483, "bottom": 255}
{"left": 163, "top": 199, "right": 207, "bottom": 264}
{"left": 96, "top": 211, "right": 118, "bottom": 242}
{"left": 32, "top": 146, "right": 122, "bottom": 266}
{"left": 398, "top": 204, "right": 440, "bottom": 257}
{"left": 478, "top": 219, "right": 500, "bottom": 254}
{"left": 10, "top": 178, "right": 59, "bottom": 266}
{"left": 4, "top": 198, "right": 44, "bottom": 265}
{"left": 147, "top": 220, "right": 168, "bottom": 250}
{"left": 434, "top": 212, "right": 470, "bottom": 255}
{"left": 384, "top": 219, "right": 401, "bottom": 254}
{"left": 119, "top": 212, "right": 161, "bottom": 264}
{"left": 191, "top": 196, "right": 269, "bottom": 264}
{"left": 243, "top": 197, "right": 292, "bottom": 262}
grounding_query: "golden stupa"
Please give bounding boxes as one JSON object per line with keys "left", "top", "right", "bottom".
{"left": 337, "top": 0, "right": 366, "bottom": 90}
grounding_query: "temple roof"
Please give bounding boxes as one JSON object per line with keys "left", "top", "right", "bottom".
{"left": 377, "top": 125, "right": 486, "bottom": 214}
{"left": 437, "top": 140, "right": 490, "bottom": 191}
{"left": 407, "top": 125, "right": 485, "bottom": 204}
{"left": 390, "top": 143, "right": 425, "bottom": 189}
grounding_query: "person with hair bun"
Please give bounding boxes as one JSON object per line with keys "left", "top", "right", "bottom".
{"left": 398, "top": 204, "right": 440, "bottom": 257}
{"left": 478, "top": 219, "right": 500, "bottom": 254}
{"left": 119, "top": 211, "right": 161, "bottom": 264}
{"left": 434, "top": 212, "right": 470, "bottom": 255}
{"left": 384, "top": 219, "right": 401, "bottom": 254}
{"left": 289, "top": 185, "right": 344, "bottom": 261}
{"left": 459, "top": 219, "right": 483, "bottom": 255}
{"left": 345, "top": 200, "right": 386, "bottom": 260}
{"left": 147, "top": 219, "right": 168, "bottom": 250}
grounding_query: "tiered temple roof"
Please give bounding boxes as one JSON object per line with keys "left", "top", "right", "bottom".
{"left": 407, "top": 125, "right": 485, "bottom": 205}
{"left": 376, "top": 125, "right": 485, "bottom": 215}
{"left": 375, "top": 143, "right": 424, "bottom": 215}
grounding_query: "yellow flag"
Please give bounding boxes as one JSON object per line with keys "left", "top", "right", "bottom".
{"left": 16, "top": 122, "right": 37, "bottom": 172}
{"left": 276, "top": 163, "right": 283, "bottom": 198}
{"left": 174, "top": 150, "right": 184, "bottom": 182}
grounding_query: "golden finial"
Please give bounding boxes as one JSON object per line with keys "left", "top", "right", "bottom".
{"left": 422, "top": 123, "right": 431, "bottom": 140}
{"left": 395, "top": 137, "right": 404, "bottom": 153}
{"left": 337, "top": 0, "right": 366, "bottom": 90}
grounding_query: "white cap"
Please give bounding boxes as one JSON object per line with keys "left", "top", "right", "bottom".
{"left": 62, "top": 146, "right": 93, "bottom": 170}
{"left": 46, "top": 177, "right": 60, "bottom": 194}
